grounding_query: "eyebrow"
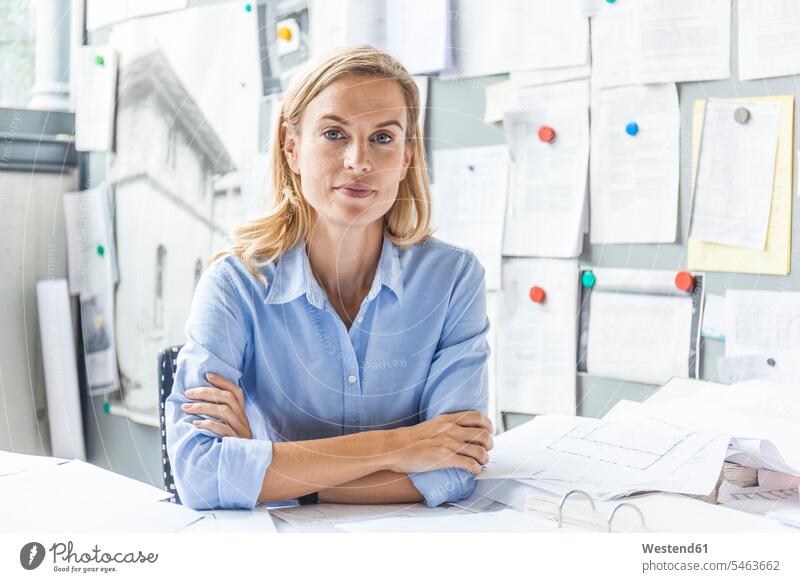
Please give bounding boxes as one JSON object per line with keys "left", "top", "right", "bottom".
{"left": 318, "top": 114, "right": 404, "bottom": 131}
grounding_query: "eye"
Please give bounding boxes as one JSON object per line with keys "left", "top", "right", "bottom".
{"left": 323, "top": 129, "right": 345, "bottom": 140}
{"left": 372, "top": 133, "right": 394, "bottom": 144}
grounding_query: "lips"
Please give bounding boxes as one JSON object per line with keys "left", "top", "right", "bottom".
{"left": 335, "top": 183, "right": 376, "bottom": 199}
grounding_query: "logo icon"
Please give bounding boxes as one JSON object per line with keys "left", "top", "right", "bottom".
{"left": 20, "top": 542, "right": 46, "bottom": 570}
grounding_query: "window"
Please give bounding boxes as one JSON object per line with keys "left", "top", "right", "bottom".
{"left": 154, "top": 244, "right": 166, "bottom": 330}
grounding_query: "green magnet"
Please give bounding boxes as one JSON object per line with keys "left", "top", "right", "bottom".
{"left": 581, "top": 271, "right": 596, "bottom": 288}
{"left": 97, "top": 244, "right": 105, "bottom": 256}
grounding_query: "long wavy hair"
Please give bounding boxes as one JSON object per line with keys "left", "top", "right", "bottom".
{"left": 210, "top": 45, "right": 434, "bottom": 284}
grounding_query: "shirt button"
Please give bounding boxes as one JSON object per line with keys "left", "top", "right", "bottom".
{"left": 347, "top": 375, "right": 357, "bottom": 385}
{"left": 357, "top": 316, "right": 364, "bottom": 324}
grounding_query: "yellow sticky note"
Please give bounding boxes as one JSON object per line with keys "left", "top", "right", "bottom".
{"left": 688, "top": 96, "right": 795, "bottom": 275}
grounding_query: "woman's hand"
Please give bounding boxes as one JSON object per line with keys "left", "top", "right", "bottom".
{"left": 182, "top": 373, "right": 253, "bottom": 439}
{"left": 385, "top": 410, "right": 494, "bottom": 476}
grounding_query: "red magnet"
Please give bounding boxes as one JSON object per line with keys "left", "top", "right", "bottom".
{"left": 675, "top": 271, "right": 694, "bottom": 292}
{"left": 529, "top": 286, "right": 546, "bottom": 303}
{"left": 538, "top": 125, "right": 556, "bottom": 143}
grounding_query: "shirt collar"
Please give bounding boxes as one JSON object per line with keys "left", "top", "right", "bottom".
{"left": 264, "top": 234, "right": 404, "bottom": 308}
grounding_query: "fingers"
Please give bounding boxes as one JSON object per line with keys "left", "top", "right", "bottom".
{"left": 452, "top": 441, "right": 490, "bottom": 466}
{"left": 193, "top": 418, "right": 235, "bottom": 437}
{"left": 453, "top": 454, "right": 484, "bottom": 476}
{"left": 205, "top": 373, "right": 244, "bottom": 407}
{"left": 440, "top": 410, "right": 493, "bottom": 433}
{"left": 456, "top": 426, "right": 493, "bottom": 450}
{"left": 183, "top": 401, "right": 247, "bottom": 436}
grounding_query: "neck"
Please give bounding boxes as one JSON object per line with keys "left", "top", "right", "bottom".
{"left": 305, "top": 219, "right": 384, "bottom": 306}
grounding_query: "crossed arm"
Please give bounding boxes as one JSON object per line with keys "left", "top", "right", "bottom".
{"left": 183, "top": 373, "right": 492, "bottom": 505}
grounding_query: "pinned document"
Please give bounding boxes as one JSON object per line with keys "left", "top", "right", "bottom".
{"left": 689, "top": 99, "right": 781, "bottom": 251}
{"left": 431, "top": 146, "right": 509, "bottom": 291}
{"left": 496, "top": 258, "right": 579, "bottom": 416}
{"left": 579, "top": 268, "right": 702, "bottom": 386}
{"left": 502, "top": 80, "right": 589, "bottom": 258}
{"left": 72, "top": 45, "right": 118, "bottom": 152}
{"left": 738, "top": 0, "right": 800, "bottom": 81}
{"left": 688, "top": 96, "right": 795, "bottom": 275}
{"left": 590, "top": 83, "right": 679, "bottom": 244}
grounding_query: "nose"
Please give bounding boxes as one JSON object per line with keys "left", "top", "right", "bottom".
{"left": 343, "top": 140, "right": 371, "bottom": 173}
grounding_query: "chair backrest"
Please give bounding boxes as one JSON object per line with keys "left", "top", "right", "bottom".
{"left": 158, "top": 344, "right": 184, "bottom": 504}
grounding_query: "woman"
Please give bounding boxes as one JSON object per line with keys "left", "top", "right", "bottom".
{"left": 165, "top": 45, "right": 493, "bottom": 511}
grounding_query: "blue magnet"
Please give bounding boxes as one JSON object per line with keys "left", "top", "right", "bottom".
{"left": 625, "top": 122, "right": 639, "bottom": 136}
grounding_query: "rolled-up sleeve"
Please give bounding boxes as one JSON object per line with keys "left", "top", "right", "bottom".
{"left": 407, "top": 251, "right": 491, "bottom": 507}
{"left": 165, "top": 258, "right": 274, "bottom": 510}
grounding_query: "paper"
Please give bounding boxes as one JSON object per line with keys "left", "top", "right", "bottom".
{"left": 447, "top": 0, "right": 588, "bottom": 78}
{"left": 701, "top": 294, "right": 726, "bottom": 340}
{"left": 738, "top": 0, "right": 800, "bottom": 81}
{"left": 483, "top": 79, "right": 512, "bottom": 124}
{"left": 717, "top": 351, "right": 800, "bottom": 386}
{"left": 502, "top": 80, "right": 589, "bottom": 258}
{"left": 0, "top": 451, "right": 68, "bottom": 478}
{"left": 72, "top": 45, "right": 118, "bottom": 152}
{"left": 478, "top": 414, "right": 728, "bottom": 500}
{"left": 590, "top": 83, "right": 679, "bottom": 243}
{"left": 80, "top": 289, "right": 121, "bottom": 395}
{"left": 689, "top": 99, "right": 781, "bottom": 250}
{"left": 591, "top": 0, "right": 730, "bottom": 89}
{"left": 486, "top": 291, "right": 500, "bottom": 432}
{"left": 87, "top": 0, "right": 188, "bottom": 31}
{"left": 36, "top": 280, "right": 87, "bottom": 460}
{"left": 585, "top": 273, "right": 695, "bottom": 385}
{"left": 310, "top": 0, "right": 450, "bottom": 75}
{"left": 725, "top": 290, "right": 800, "bottom": 357}
{"left": 0, "top": 459, "right": 198, "bottom": 533}
{"left": 271, "top": 502, "right": 447, "bottom": 527}
{"left": 688, "top": 96, "right": 795, "bottom": 274}
{"left": 496, "top": 258, "right": 578, "bottom": 415}
{"left": 338, "top": 507, "right": 554, "bottom": 533}
{"left": 608, "top": 379, "right": 800, "bottom": 474}
{"left": 63, "top": 186, "right": 118, "bottom": 297}
{"left": 510, "top": 59, "right": 590, "bottom": 89}
{"left": 181, "top": 507, "right": 278, "bottom": 533}
{"left": 431, "top": 146, "right": 508, "bottom": 291}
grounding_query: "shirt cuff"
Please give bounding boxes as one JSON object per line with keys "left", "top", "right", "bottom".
{"left": 218, "top": 437, "right": 274, "bottom": 509}
{"left": 407, "top": 468, "right": 476, "bottom": 507}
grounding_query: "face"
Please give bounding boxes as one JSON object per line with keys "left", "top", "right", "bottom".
{"left": 281, "top": 74, "right": 414, "bottom": 230}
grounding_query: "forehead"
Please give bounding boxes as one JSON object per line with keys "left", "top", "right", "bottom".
{"left": 306, "top": 75, "right": 408, "bottom": 125}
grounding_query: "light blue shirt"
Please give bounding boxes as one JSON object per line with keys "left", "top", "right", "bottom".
{"left": 165, "top": 234, "right": 490, "bottom": 510}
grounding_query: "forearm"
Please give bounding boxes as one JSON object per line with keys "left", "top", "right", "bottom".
{"left": 257, "top": 429, "right": 395, "bottom": 503}
{"left": 318, "top": 470, "right": 424, "bottom": 504}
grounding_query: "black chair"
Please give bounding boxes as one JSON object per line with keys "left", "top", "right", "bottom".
{"left": 158, "top": 344, "right": 183, "bottom": 504}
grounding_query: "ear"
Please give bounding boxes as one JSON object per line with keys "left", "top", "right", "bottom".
{"left": 281, "top": 122, "right": 300, "bottom": 173}
{"left": 399, "top": 141, "right": 413, "bottom": 181}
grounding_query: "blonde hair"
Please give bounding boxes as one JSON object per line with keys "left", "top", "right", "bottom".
{"left": 211, "top": 45, "right": 434, "bottom": 284}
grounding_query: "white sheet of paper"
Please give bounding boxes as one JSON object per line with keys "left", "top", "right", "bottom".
{"left": 309, "top": 0, "right": 386, "bottom": 59}
{"left": 181, "top": 507, "right": 278, "bottom": 533}
{"left": 447, "top": 0, "right": 588, "bottom": 78}
{"left": 725, "top": 290, "right": 800, "bottom": 357}
{"left": 590, "top": 83, "right": 679, "bottom": 243}
{"left": 586, "top": 288, "right": 693, "bottom": 386}
{"left": 87, "top": 0, "right": 188, "bottom": 31}
{"left": 478, "top": 414, "right": 727, "bottom": 500}
{"left": 0, "top": 459, "right": 198, "bottom": 533}
{"left": 717, "top": 351, "right": 800, "bottom": 386}
{"left": 591, "top": 0, "right": 730, "bottom": 89}
{"left": 0, "top": 451, "right": 68, "bottom": 478}
{"left": 502, "top": 80, "right": 589, "bottom": 258}
{"left": 496, "top": 258, "right": 578, "bottom": 415}
{"left": 431, "top": 146, "right": 508, "bottom": 291}
{"left": 386, "top": 0, "right": 450, "bottom": 74}
{"left": 63, "top": 186, "right": 118, "bottom": 297}
{"left": 701, "top": 293, "right": 726, "bottom": 340}
{"left": 509, "top": 62, "right": 591, "bottom": 88}
{"left": 689, "top": 99, "right": 781, "bottom": 250}
{"left": 338, "top": 507, "right": 555, "bottom": 533}
{"left": 72, "top": 45, "right": 118, "bottom": 152}
{"left": 607, "top": 379, "right": 800, "bottom": 474}
{"left": 270, "top": 502, "right": 445, "bottom": 527}
{"left": 738, "top": 0, "right": 800, "bottom": 81}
